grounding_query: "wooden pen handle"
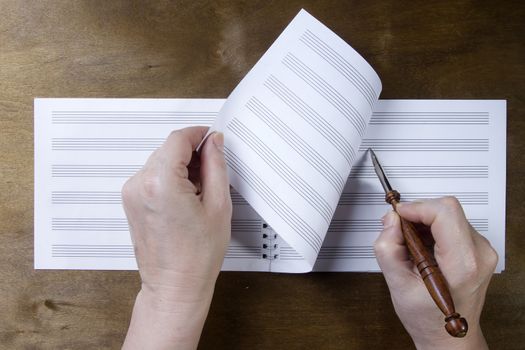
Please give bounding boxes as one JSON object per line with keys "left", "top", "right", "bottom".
{"left": 385, "top": 191, "right": 468, "bottom": 338}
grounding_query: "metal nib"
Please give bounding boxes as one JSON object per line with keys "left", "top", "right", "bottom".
{"left": 368, "top": 148, "right": 393, "bottom": 194}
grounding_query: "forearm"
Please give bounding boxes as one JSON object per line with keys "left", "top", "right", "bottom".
{"left": 122, "top": 286, "right": 215, "bottom": 350}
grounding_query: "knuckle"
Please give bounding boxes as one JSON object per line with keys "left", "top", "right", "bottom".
{"left": 121, "top": 178, "right": 136, "bottom": 205}
{"left": 485, "top": 245, "right": 499, "bottom": 271}
{"left": 139, "top": 169, "right": 162, "bottom": 199}
{"left": 167, "top": 129, "right": 181, "bottom": 142}
{"left": 440, "top": 196, "right": 462, "bottom": 211}
{"left": 373, "top": 236, "right": 388, "bottom": 257}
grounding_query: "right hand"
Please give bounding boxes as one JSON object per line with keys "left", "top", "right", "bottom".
{"left": 374, "top": 197, "right": 498, "bottom": 349}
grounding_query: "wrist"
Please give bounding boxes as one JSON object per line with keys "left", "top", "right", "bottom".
{"left": 140, "top": 267, "right": 219, "bottom": 307}
{"left": 137, "top": 285, "right": 215, "bottom": 317}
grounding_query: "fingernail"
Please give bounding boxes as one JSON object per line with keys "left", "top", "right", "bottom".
{"left": 213, "top": 132, "right": 224, "bottom": 152}
{"left": 381, "top": 211, "right": 396, "bottom": 228}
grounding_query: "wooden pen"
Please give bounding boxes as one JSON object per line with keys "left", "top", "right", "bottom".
{"left": 369, "top": 148, "right": 468, "bottom": 338}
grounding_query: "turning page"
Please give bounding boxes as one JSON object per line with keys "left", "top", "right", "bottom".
{"left": 206, "top": 9, "right": 381, "bottom": 271}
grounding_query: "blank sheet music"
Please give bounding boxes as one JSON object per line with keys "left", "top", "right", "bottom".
{"left": 34, "top": 98, "right": 506, "bottom": 272}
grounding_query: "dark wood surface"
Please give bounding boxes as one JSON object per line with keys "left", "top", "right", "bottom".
{"left": 1, "top": 1, "right": 523, "bottom": 349}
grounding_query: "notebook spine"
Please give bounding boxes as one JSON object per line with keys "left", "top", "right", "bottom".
{"left": 261, "top": 222, "right": 279, "bottom": 260}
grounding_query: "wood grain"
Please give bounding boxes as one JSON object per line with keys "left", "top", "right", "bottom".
{"left": 0, "top": 0, "right": 524, "bottom": 349}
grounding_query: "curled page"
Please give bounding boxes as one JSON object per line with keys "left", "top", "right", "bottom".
{"left": 208, "top": 9, "right": 382, "bottom": 271}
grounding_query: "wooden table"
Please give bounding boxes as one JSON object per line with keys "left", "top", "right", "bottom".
{"left": 1, "top": 1, "right": 523, "bottom": 349}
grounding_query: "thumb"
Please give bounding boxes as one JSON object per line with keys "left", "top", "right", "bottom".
{"left": 200, "top": 132, "right": 231, "bottom": 210}
{"left": 375, "top": 211, "right": 416, "bottom": 289}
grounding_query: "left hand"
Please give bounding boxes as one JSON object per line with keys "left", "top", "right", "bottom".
{"left": 122, "top": 127, "right": 232, "bottom": 349}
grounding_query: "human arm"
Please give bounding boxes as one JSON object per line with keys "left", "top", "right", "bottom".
{"left": 374, "top": 197, "right": 498, "bottom": 349}
{"left": 121, "top": 127, "right": 232, "bottom": 350}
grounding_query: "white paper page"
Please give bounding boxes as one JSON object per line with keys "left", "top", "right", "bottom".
{"left": 207, "top": 9, "right": 382, "bottom": 271}
{"left": 34, "top": 98, "right": 270, "bottom": 271}
{"left": 271, "top": 99, "right": 506, "bottom": 273}
{"left": 34, "top": 99, "right": 506, "bottom": 273}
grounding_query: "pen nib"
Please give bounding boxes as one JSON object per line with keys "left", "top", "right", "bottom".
{"left": 369, "top": 148, "right": 393, "bottom": 194}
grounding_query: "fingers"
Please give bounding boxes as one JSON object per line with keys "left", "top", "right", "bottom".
{"left": 162, "top": 126, "right": 209, "bottom": 179}
{"left": 395, "top": 197, "right": 475, "bottom": 258}
{"left": 199, "top": 132, "right": 231, "bottom": 210}
{"left": 374, "top": 211, "right": 416, "bottom": 288}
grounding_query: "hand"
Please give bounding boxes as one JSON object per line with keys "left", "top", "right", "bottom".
{"left": 374, "top": 197, "right": 498, "bottom": 350}
{"left": 122, "top": 127, "right": 232, "bottom": 350}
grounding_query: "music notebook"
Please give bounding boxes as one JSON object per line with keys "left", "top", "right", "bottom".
{"left": 34, "top": 10, "right": 506, "bottom": 272}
